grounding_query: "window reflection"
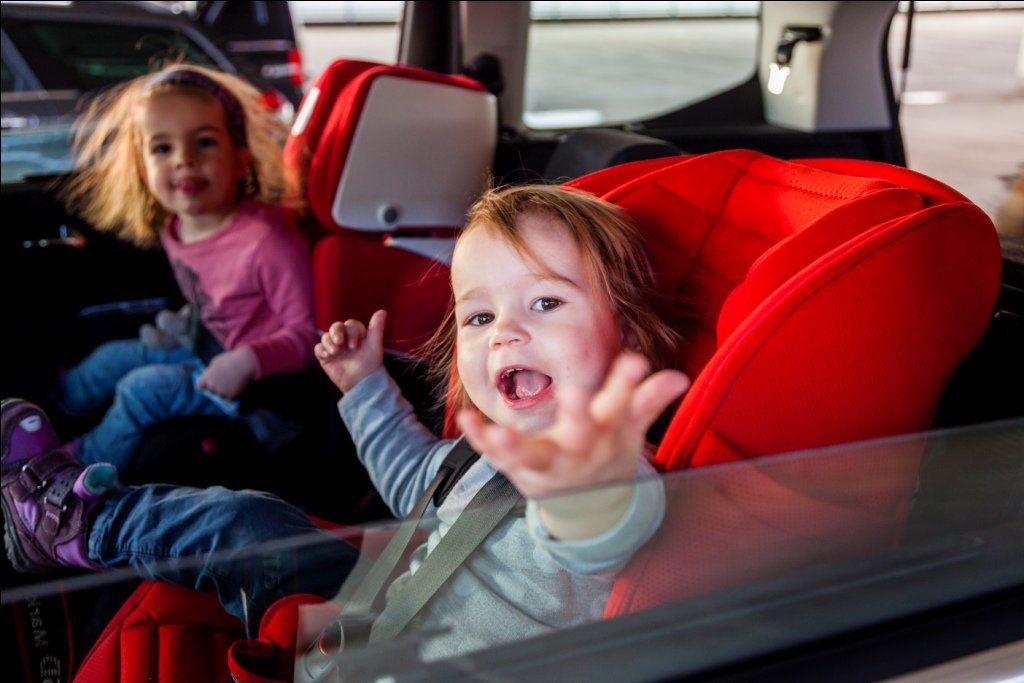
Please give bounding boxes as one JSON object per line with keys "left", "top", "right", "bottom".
{"left": 3, "top": 418, "right": 1021, "bottom": 681}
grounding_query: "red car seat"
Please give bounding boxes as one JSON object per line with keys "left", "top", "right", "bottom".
{"left": 560, "top": 150, "right": 1001, "bottom": 616}
{"left": 286, "top": 59, "right": 497, "bottom": 354}
{"left": 70, "top": 151, "right": 1001, "bottom": 680}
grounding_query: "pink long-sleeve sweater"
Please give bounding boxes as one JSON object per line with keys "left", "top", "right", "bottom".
{"left": 160, "top": 200, "right": 316, "bottom": 378}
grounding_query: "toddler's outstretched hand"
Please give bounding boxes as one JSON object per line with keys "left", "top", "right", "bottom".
{"left": 457, "top": 352, "right": 690, "bottom": 540}
{"left": 316, "top": 309, "right": 387, "bottom": 393}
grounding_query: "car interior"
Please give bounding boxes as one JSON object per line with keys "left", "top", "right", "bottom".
{"left": 2, "top": 1, "right": 1022, "bottom": 682}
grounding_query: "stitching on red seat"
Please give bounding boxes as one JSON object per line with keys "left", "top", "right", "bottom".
{"left": 718, "top": 153, "right": 898, "bottom": 200}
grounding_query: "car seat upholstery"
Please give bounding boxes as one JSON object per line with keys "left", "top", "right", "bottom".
{"left": 285, "top": 59, "right": 498, "bottom": 354}
{"left": 70, "top": 151, "right": 1002, "bottom": 680}
{"left": 72, "top": 581, "right": 242, "bottom": 682}
{"left": 560, "top": 150, "right": 1001, "bottom": 616}
{"left": 574, "top": 150, "right": 1000, "bottom": 469}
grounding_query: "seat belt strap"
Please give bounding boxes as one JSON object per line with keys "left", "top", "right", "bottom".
{"left": 302, "top": 440, "right": 521, "bottom": 682}
{"left": 367, "top": 471, "right": 521, "bottom": 643}
{"left": 432, "top": 438, "right": 479, "bottom": 507}
{"left": 339, "top": 438, "right": 480, "bottom": 616}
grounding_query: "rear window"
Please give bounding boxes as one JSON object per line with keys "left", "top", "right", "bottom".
{"left": 523, "top": 1, "right": 761, "bottom": 129}
{"left": 0, "top": 58, "right": 13, "bottom": 92}
{"left": 5, "top": 19, "right": 217, "bottom": 92}
{"left": 2, "top": 17, "right": 220, "bottom": 184}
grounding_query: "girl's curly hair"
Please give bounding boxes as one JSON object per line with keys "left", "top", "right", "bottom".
{"left": 59, "top": 62, "right": 291, "bottom": 247}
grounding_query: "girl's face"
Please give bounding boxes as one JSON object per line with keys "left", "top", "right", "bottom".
{"left": 453, "top": 211, "right": 624, "bottom": 435}
{"left": 139, "top": 89, "right": 250, "bottom": 231}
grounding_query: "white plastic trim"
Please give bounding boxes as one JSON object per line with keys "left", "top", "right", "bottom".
{"left": 761, "top": 1, "right": 894, "bottom": 132}
{"left": 331, "top": 77, "right": 497, "bottom": 231}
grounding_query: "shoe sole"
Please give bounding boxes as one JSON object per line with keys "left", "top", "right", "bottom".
{"left": 2, "top": 496, "right": 41, "bottom": 573}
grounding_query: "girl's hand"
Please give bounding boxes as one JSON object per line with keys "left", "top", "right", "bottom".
{"left": 316, "top": 309, "right": 387, "bottom": 393}
{"left": 457, "top": 352, "right": 690, "bottom": 539}
{"left": 198, "top": 346, "right": 257, "bottom": 399}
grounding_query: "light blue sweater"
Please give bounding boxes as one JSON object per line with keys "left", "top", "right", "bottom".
{"left": 337, "top": 366, "right": 665, "bottom": 660}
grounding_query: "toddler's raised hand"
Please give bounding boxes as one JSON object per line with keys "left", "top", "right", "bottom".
{"left": 316, "top": 309, "right": 387, "bottom": 393}
{"left": 457, "top": 352, "right": 690, "bottom": 539}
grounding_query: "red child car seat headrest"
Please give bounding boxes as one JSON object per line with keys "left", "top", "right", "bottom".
{"left": 566, "top": 149, "right": 1000, "bottom": 470}
{"left": 286, "top": 59, "right": 497, "bottom": 235}
{"left": 575, "top": 150, "right": 927, "bottom": 380}
{"left": 559, "top": 150, "right": 1001, "bottom": 619}
{"left": 285, "top": 59, "right": 498, "bottom": 354}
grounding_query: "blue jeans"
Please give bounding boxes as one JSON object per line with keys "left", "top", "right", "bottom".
{"left": 62, "top": 339, "right": 298, "bottom": 468}
{"left": 61, "top": 339, "right": 196, "bottom": 415}
{"left": 89, "top": 484, "right": 358, "bottom": 635}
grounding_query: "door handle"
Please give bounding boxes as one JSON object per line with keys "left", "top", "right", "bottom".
{"left": 768, "top": 25, "right": 825, "bottom": 95}
{"left": 775, "top": 25, "right": 824, "bottom": 68}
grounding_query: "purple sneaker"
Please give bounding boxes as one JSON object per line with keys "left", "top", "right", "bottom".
{"left": 2, "top": 398, "right": 117, "bottom": 572}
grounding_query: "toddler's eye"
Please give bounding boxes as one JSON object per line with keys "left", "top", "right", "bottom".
{"left": 197, "top": 136, "right": 220, "bottom": 149}
{"left": 531, "top": 297, "right": 563, "bottom": 312}
{"left": 464, "top": 312, "right": 494, "bottom": 327}
{"left": 150, "top": 143, "right": 171, "bottom": 156}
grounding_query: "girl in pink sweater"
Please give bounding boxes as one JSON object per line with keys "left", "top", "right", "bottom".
{"left": 55, "top": 64, "right": 316, "bottom": 470}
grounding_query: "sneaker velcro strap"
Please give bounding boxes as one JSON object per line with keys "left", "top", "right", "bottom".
{"left": 11, "top": 449, "right": 77, "bottom": 502}
{"left": 43, "top": 469, "right": 76, "bottom": 508}
{"left": 39, "top": 469, "right": 81, "bottom": 537}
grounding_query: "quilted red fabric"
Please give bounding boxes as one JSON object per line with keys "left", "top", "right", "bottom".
{"left": 586, "top": 150, "right": 1001, "bottom": 616}
{"left": 74, "top": 582, "right": 243, "bottom": 682}
{"left": 312, "top": 233, "right": 450, "bottom": 355}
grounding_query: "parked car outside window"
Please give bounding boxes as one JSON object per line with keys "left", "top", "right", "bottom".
{"left": 149, "top": 1, "right": 306, "bottom": 108}
{"left": 0, "top": 0, "right": 294, "bottom": 184}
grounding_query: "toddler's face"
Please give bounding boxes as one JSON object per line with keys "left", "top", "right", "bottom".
{"left": 453, "top": 212, "right": 623, "bottom": 435}
{"left": 139, "top": 89, "right": 249, "bottom": 227}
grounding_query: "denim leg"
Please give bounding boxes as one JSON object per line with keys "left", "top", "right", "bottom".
{"left": 76, "top": 363, "right": 224, "bottom": 468}
{"left": 88, "top": 485, "right": 359, "bottom": 633}
{"left": 61, "top": 339, "right": 197, "bottom": 416}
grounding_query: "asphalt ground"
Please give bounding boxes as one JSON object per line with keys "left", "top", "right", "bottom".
{"left": 295, "top": 9, "right": 1024, "bottom": 220}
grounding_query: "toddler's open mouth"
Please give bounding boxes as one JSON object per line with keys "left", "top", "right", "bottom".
{"left": 498, "top": 367, "right": 552, "bottom": 402}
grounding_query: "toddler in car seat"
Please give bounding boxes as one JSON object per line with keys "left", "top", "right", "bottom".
{"left": 51, "top": 63, "right": 317, "bottom": 469}
{"left": 2, "top": 184, "right": 690, "bottom": 661}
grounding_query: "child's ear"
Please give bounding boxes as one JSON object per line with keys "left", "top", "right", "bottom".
{"left": 621, "top": 325, "right": 641, "bottom": 352}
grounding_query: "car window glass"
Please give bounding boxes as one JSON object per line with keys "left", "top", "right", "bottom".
{"left": 2, "top": 19, "right": 221, "bottom": 184}
{"left": 16, "top": 21, "right": 216, "bottom": 91}
{"left": 3, "top": 418, "right": 1019, "bottom": 678}
{"left": 0, "top": 57, "right": 12, "bottom": 92}
{"left": 523, "top": 1, "right": 761, "bottom": 129}
{"left": 311, "top": 420, "right": 1020, "bottom": 672}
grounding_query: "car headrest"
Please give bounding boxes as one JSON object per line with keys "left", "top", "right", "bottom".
{"left": 285, "top": 60, "right": 498, "bottom": 235}
{"left": 544, "top": 128, "right": 683, "bottom": 182}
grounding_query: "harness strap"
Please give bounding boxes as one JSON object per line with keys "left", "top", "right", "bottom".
{"left": 302, "top": 438, "right": 521, "bottom": 681}
{"left": 368, "top": 471, "right": 520, "bottom": 643}
{"left": 432, "top": 437, "right": 480, "bottom": 507}
{"left": 341, "top": 438, "right": 480, "bottom": 616}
